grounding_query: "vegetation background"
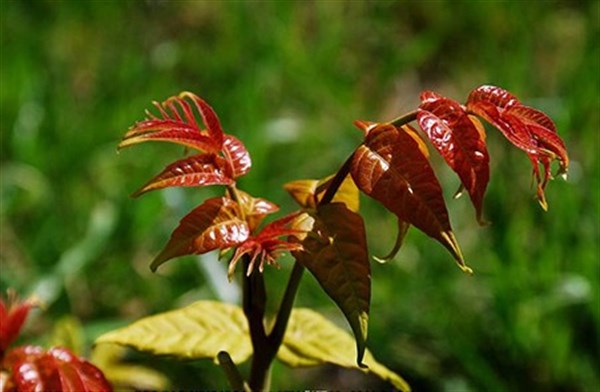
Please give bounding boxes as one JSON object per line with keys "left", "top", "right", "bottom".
{"left": 1, "top": 1, "right": 598, "bottom": 390}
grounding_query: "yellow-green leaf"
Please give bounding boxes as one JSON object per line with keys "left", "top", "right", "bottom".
{"left": 278, "top": 308, "right": 410, "bottom": 391}
{"left": 293, "top": 203, "right": 370, "bottom": 366}
{"left": 284, "top": 175, "right": 359, "bottom": 212}
{"left": 95, "top": 301, "right": 251, "bottom": 364}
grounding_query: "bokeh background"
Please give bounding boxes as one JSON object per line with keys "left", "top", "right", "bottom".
{"left": 1, "top": 1, "right": 598, "bottom": 390}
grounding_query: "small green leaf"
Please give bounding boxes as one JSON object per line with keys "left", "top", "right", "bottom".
{"left": 278, "top": 308, "right": 410, "bottom": 391}
{"left": 95, "top": 301, "right": 251, "bottom": 364}
{"left": 293, "top": 203, "right": 370, "bottom": 366}
{"left": 373, "top": 219, "right": 410, "bottom": 264}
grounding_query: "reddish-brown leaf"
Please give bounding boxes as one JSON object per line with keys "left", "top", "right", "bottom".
{"left": 418, "top": 91, "right": 490, "bottom": 223}
{"left": 222, "top": 135, "right": 252, "bottom": 178}
{"left": 151, "top": 197, "right": 249, "bottom": 271}
{"left": 132, "top": 154, "right": 234, "bottom": 197}
{"left": 0, "top": 293, "right": 35, "bottom": 354}
{"left": 5, "top": 346, "right": 112, "bottom": 392}
{"left": 467, "top": 85, "right": 569, "bottom": 209}
{"left": 236, "top": 190, "right": 279, "bottom": 232}
{"left": 351, "top": 123, "right": 470, "bottom": 273}
{"left": 292, "top": 203, "right": 370, "bottom": 366}
{"left": 119, "top": 92, "right": 224, "bottom": 153}
{"left": 228, "top": 212, "right": 304, "bottom": 279}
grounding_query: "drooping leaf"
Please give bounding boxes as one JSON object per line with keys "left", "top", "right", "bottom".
{"left": 235, "top": 189, "right": 279, "bottom": 232}
{"left": 418, "top": 91, "right": 490, "bottom": 223}
{"left": 222, "top": 135, "right": 252, "bottom": 178}
{"left": 4, "top": 346, "right": 112, "bottom": 392}
{"left": 228, "top": 212, "right": 304, "bottom": 279}
{"left": 95, "top": 301, "right": 251, "bottom": 364}
{"left": 278, "top": 308, "right": 410, "bottom": 392}
{"left": 467, "top": 85, "right": 569, "bottom": 209}
{"left": 132, "top": 154, "right": 234, "bottom": 197}
{"left": 292, "top": 203, "right": 370, "bottom": 366}
{"left": 373, "top": 219, "right": 410, "bottom": 264}
{"left": 283, "top": 175, "right": 360, "bottom": 212}
{"left": 119, "top": 92, "right": 225, "bottom": 153}
{"left": 351, "top": 123, "right": 471, "bottom": 273}
{"left": 151, "top": 197, "right": 249, "bottom": 272}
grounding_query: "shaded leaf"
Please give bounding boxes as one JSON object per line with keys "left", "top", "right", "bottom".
{"left": 351, "top": 123, "right": 470, "bottom": 273}
{"left": 95, "top": 301, "right": 251, "bottom": 364}
{"left": 228, "top": 212, "right": 304, "bottom": 279}
{"left": 292, "top": 203, "right": 370, "bottom": 366}
{"left": 418, "top": 91, "right": 490, "bottom": 223}
{"left": 467, "top": 85, "right": 569, "bottom": 209}
{"left": 222, "top": 135, "right": 252, "bottom": 178}
{"left": 278, "top": 308, "right": 410, "bottom": 392}
{"left": 151, "top": 197, "right": 249, "bottom": 272}
{"left": 132, "top": 154, "right": 233, "bottom": 197}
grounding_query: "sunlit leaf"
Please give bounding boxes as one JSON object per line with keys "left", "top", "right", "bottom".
{"left": 222, "top": 135, "right": 252, "bottom": 178}
{"left": 418, "top": 91, "right": 490, "bottom": 223}
{"left": 5, "top": 346, "right": 112, "bottom": 392}
{"left": 119, "top": 92, "right": 225, "bottom": 153}
{"left": 95, "top": 301, "right": 251, "bottom": 364}
{"left": 132, "top": 154, "right": 233, "bottom": 197}
{"left": 284, "top": 175, "right": 359, "bottom": 212}
{"left": 351, "top": 123, "right": 470, "bottom": 273}
{"left": 278, "top": 308, "right": 410, "bottom": 391}
{"left": 235, "top": 190, "right": 279, "bottom": 232}
{"left": 467, "top": 85, "right": 569, "bottom": 209}
{"left": 228, "top": 212, "right": 304, "bottom": 279}
{"left": 150, "top": 197, "right": 249, "bottom": 272}
{"left": 292, "top": 203, "right": 370, "bottom": 366}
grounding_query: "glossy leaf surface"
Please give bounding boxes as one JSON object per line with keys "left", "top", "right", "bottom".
{"left": 96, "top": 301, "right": 251, "bottom": 364}
{"left": 0, "top": 294, "right": 33, "bottom": 354}
{"left": 467, "top": 85, "right": 569, "bottom": 209}
{"left": 151, "top": 197, "right": 249, "bottom": 271}
{"left": 351, "top": 123, "right": 470, "bottom": 273}
{"left": 119, "top": 92, "right": 224, "bottom": 153}
{"left": 132, "top": 154, "right": 233, "bottom": 197}
{"left": 278, "top": 308, "right": 410, "bottom": 391}
{"left": 228, "top": 212, "right": 304, "bottom": 279}
{"left": 4, "top": 346, "right": 112, "bottom": 392}
{"left": 236, "top": 190, "right": 279, "bottom": 232}
{"left": 222, "top": 135, "right": 252, "bottom": 178}
{"left": 293, "top": 203, "right": 370, "bottom": 366}
{"left": 418, "top": 91, "right": 490, "bottom": 223}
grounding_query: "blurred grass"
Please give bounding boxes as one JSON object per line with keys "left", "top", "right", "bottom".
{"left": 1, "top": 0, "right": 598, "bottom": 390}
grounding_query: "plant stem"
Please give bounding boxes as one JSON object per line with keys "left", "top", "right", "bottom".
{"left": 319, "top": 152, "right": 355, "bottom": 206}
{"left": 389, "top": 110, "right": 417, "bottom": 128}
{"left": 269, "top": 261, "right": 305, "bottom": 349}
{"left": 217, "top": 351, "right": 248, "bottom": 391}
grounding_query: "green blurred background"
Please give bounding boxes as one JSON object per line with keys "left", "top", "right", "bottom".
{"left": 1, "top": 0, "right": 598, "bottom": 390}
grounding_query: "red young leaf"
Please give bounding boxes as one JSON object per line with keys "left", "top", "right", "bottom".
{"left": 151, "top": 197, "right": 250, "bottom": 271}
{"left": 5, "top": 346, "right": 112, "bottom": 392}
{"left": 119, "top": 92, "right": 224, "bottom": 153}
{"left": 351, "top": 123, "right": 470, "bottom": 273}
{"left": 222, "top": 135, "right": 252, "bottom": 178}
{"left": 132, "top": 154, "right": 234, "bottom": 197}
{"left": 0, "top": 292, "right": 36, "bottom": 355}
{"left": 228, "top": 212, "right": 304, "bottom": 279}
{"left": 418, "top": 91, "right": 490, "bottom": 223}
{"left": 467, "top": 85, "right": 569, "bottom": 209}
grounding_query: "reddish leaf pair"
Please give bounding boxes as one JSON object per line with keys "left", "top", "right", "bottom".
{"left": 0, "top": 293, "right": 112, "bottom": 391}
{"left": 119, "top": 93, "right": 304, "bottom": 277}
